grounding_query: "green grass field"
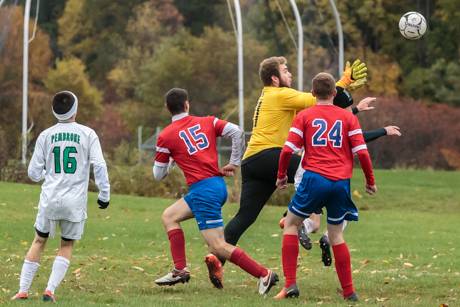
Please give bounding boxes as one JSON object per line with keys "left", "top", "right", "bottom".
{"left": 1, "top": 169, "right": 459, "bottom": 306}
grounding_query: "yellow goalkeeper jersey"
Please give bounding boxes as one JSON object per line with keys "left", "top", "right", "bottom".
{"left": 243, "top": 86, "right": 316, "bottom": 160}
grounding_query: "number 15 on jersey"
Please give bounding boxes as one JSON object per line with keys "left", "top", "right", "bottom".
{"left": 179, "top": 124, "right": 209, "bottom": 155}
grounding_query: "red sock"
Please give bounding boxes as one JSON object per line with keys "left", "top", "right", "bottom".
{"left": 167, "top": 229, "right": 186, "bottom": 270}
{"left": 282, "top": 234, "right": 299, "bottom": 288}
{"left": 229, "top": 247, "right": 268, "bottom": 278}
{"left": 332, "top": 242, "right": 354, "bottom": 297}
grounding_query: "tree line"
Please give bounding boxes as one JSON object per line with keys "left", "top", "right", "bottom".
{"left": 0, "top": 0, "right": 459, "bottom": 171}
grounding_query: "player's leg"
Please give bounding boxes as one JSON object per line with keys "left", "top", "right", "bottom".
{"left": 224, "top": 177, "right": 276, "bottom": 246}
{"left": 320, "top": 220, "right": 348, "bottom": 266}
{"left": 43, "top": 219, "right": 85, "bottom": 302}
{"left": 327, "top": 223, "right": 357, "bottom": 301}
{"left": 155, "top": 198, "right": 194, "bottom": 286}
{"left": 43, "top": 239, "right": 73, "bottom": 302}
{"left": 274, "top": 211, "right": 303, "bottom": 299}
{"left": 12, "top": 232, "right": 48, "bottom": 300}
{"left": 201, "top": 227, "right": 278, "bottom": 295}
{"left": 275, "top": 171, "right": 328, "bottom": 299}
{"left": 325, "top": 179, "right": 359, "bottom": 301}
{"left": 225, "top": 150, "right": 300, "bottom": 246}
{"left": 298, "top": 213, "right": 321, "bottom": 250}
{"left": 12, "top": 214, "right": 50, "bottom": 300}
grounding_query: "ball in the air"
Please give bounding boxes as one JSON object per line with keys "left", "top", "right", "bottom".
{"left": 399, "top": 11, "right": 427, "bottom": 40}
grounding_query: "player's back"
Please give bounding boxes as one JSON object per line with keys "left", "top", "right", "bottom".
{"left": 31, "top": 122, "right": 101, "bottom": 220}
{"left": 157, "top": 115, "right": 221, "bottom": 185}
{"left": 298, "top": 105, "right": 362, "bottom": 181}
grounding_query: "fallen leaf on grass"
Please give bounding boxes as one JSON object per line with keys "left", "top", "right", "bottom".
{"left": 271, "top": 234, "right": 279, "bottom": 237}
{"left": 131, "top": 266, "right": 145, "bottom": 272}
{"left": 376, "top": 297, "right": 389, "bottom": 302}
{"left": 352, "top": 190, "right": 363, "bottom": 199}
{"left": 73, "top": 268, "right": 81, "bottom": 275}
{"left": 403, "top": 262, "right": 414, "bottom": 268}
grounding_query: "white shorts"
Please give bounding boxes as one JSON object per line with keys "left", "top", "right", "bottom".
{"left": 34, "top": 213, "right": 86, "bottom": 240}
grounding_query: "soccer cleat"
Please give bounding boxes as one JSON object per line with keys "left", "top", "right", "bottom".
{"left": 298, "top": 224, "right": 312, "bottom": 250}
{"left": 319, "top": 235, "right": 332, "bottom": 266}
{"left": 42, "top": 290, "right": 56, "bottom": 303}
{"left": 344, "top": 292, "right": 359, "bottom": 302}
{"left": 274, "top": 284, "right": 300, "bottom": 299}
{"left": 205, "top": 254, "right": 224, "bottom": 289}
{"left": 257, "top": 270, "right": 278, "bottom": 295}
{"left": 10, "top": 292, "right": 28, "bottom": 300}
{"left": 155, "top": 268, "right": 190, "bottom": 286}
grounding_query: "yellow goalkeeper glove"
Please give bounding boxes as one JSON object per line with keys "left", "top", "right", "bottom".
{"left": 336, "top": 59, "right": 368, "bottom": 89}
{"left": 348, "top": 77, "right": 367, "bottom": 91}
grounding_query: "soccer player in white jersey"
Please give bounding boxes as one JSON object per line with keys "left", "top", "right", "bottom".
{"left": 11, "top": 91, "right": 110, "bottom": 303}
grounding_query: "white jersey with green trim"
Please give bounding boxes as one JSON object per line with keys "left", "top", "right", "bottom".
{"left": 28, "top": 122, "right": 110, "bottom": 222}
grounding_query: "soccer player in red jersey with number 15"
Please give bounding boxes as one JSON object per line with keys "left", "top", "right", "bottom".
{"left": 153, "top": 88, "right": 278, "bottom": 295}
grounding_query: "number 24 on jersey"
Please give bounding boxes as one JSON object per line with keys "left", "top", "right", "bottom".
{"left": 311, "top": 119, "right": 343, "bottom": 148}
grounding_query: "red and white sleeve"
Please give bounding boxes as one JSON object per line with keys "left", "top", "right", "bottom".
{"left": 348, "top": 116, "right": 375, "bottom": 185}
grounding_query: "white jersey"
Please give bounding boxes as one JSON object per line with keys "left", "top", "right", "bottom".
{"left": 28, "top": 122, "right": 110, "bottom": 222}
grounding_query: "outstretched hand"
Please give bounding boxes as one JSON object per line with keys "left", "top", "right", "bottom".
{"left": 384, "top": 126, "right": 402, "bottom": 136}
{"left": 220, "top": 164, "right": 238, "bottom": 177}
{"left": 356, "top": 97, "right": 377, "bottom": 112}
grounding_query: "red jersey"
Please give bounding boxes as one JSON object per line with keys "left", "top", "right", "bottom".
{"left": 154, "top": 114, "right": 228, "bottom": 185}
{"left": 279, "top": 104, "right": 373, "bottom": 182}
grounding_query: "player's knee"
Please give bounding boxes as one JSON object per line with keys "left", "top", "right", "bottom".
{"left": 328, "top": 232, "right": 344, "bottom": 246}
{"left": 208, "top": 240, "right": 227, "bottom": 257}
{"left": 33, "top": 234, "right": 47, "bottom": 245}
{"left": 161, "top": 210, "right": 174, "bottom": 226}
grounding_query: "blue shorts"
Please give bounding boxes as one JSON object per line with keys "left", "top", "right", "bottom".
{"left": 184, "top": 176, "right": 228, "bottom": 231}
{"left": 288, "top": 170, "right": 358, "bottom": 225}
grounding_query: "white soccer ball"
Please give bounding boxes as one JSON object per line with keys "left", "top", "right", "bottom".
{"left": 399, "top": 12, "right": 427, "bottom": 40}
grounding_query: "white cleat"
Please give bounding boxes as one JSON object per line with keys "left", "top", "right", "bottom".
{"left": 257, "top": 270, "right": 279, "bottom": 295}
{"left": 155, "top": 268, "right": 190, "bottom": 286}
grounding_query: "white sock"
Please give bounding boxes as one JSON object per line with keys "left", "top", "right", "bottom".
{"left": 19, "top": 260, "right": 40, "bottom": 293}
{"left": 302, "top": 218, "right": 316, "bottom": 234}
{"left": 46, "top": 256, "right": 70, "bottom": 294}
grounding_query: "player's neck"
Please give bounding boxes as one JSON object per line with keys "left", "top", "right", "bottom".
{"left": 58, "top": 119, "right": 75, "bottom": 123}
{"left": 172, "top": 112, "right": 189, "bottom": 122}
{"left": 316, "top": 99, "right": 333, "bottom": 106}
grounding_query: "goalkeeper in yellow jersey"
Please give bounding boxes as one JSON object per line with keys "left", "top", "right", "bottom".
{"left": 222, "top": 56, "right": 368, "bottom": 253}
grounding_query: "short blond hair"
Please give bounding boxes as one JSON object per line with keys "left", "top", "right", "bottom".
{"left": 259, "top": 56, "right": 287, "bottom": 86}
{"left": 312, "top": 72, "right": 336, "bottom": 99}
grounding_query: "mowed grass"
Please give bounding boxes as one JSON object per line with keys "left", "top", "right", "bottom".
{"left": 1, "top": 169, "right": 459, "bottom": 306}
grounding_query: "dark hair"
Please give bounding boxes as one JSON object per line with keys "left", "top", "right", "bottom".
{"left": 52, "top": 91, "right": 76, "bottom": 114}
{"left": 312, "top": 73, "right": 336, "bottom": 99}
{"left": 259, "top": 56, "right": 287, "bottom": 86}
{"left": 165, "top": 88, "right": 188, "bottom": 115}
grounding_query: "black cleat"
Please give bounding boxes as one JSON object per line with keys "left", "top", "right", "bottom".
{"left": 274, "top": 284, "right": 300, "bottom": 299}
{"left": 345, "top": 292, "right": 359, "bottom": 302}
{"left": 319, "top": 235, "right": 332, "bottom": 266}
{"left": 298, "top": 224, "right": 312, "bottom": 250}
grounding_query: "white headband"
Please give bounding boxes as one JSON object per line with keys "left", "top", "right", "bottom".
{"left": 52, "top": 91, "right": 78, "bottom": 121}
